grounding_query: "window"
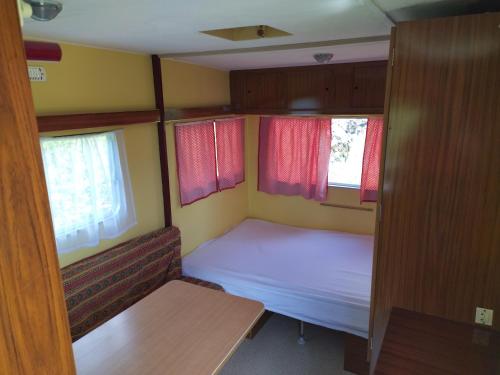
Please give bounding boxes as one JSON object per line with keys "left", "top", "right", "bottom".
{"left": 328, "top": 118, "right": 368, "bottom": 188}
{"left": 175, "top": 118, "right": 245, "bottom": 206}
{"left": 40, "top": 130, "right": 136, "bottom": 253}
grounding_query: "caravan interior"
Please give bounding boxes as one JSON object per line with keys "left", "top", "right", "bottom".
{"left": 1, "top": 1, "right": 499, "bottom": 374}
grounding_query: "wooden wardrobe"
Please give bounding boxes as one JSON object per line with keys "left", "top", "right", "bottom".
{"left": 0, "top": 2, "right": 75, "bottom": 374}
{"left": 370, "top": 11, "right": 500, "bottom": 372}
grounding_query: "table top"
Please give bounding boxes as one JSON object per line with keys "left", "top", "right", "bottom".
{"left": 73, "top": 280, "right": 264, "bottom": 375}
{"left": 375, "top": 308, "right": 500, "bottom": 375}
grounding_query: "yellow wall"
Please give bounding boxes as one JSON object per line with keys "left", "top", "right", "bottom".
{"left": 31, "top": 42, "right": 164, "bottom": 267}
{"left": 162, "top": 59, "right": 230, "bottom": 107}
{"left": 161, "top": 59, "right": 248, "bottom": 255}
{"left": 31, "top": 43, "right": 155, "bottom": 115}
{"left": 31, "top": 43, "right": 374, "bottom": 266}
{"left": 245, "top": 115, "right": 376, "bottom": 235}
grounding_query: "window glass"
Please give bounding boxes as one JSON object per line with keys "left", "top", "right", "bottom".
{"left": 40, "top": 130, "right": 136, "bottom": 253}
{"left": 329, "top": 118, "right": 368, "bottom": 188}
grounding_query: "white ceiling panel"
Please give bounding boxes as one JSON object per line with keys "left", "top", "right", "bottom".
{"left": 173, "top": 40, "right": 390, "bottom": 70}
{"left": 22, "top": 0, "right": 450, "bottom": 70}
{"left": 23, "top": 0, "right": 393, "bottom": 54}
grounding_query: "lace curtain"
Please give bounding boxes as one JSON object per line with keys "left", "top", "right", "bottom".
{"left": 40, "top": 130, "right": 136, "bottom": 253}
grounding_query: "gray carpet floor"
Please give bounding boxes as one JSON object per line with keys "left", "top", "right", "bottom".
{"left": 220, "top": 314, "right": 356, "bottom": 375}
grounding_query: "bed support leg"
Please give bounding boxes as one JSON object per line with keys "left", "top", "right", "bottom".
{"left": 297, "top": 320, "right": 306, "bottom": 345}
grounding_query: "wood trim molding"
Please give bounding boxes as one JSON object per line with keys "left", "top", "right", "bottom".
{"left": 151, "top": 55, "right": 172, "bottom": 227}
{"left": 37, "top": 110, "right": 160, "bottom": 132}
{"left": 165, "top": 106, "right": 232, "bottom": 121}
{"left": 1, "top": 1, "right": 75, "bottom": 373}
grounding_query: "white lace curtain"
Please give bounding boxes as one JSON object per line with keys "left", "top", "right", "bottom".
{"left": 40, "top": 130, "right": 136, "bottom": 253}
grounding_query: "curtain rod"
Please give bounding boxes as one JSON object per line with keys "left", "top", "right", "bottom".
{"left": 171, "top": 116, "right": 244, "bottom": 126}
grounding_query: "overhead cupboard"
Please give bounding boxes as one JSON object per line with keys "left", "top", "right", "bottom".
{"left": 230, "top": 61, "right": 387, "bottom": 114}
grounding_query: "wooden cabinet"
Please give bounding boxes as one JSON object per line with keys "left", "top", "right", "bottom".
{"left": 230, "top": 61, "right": 387, "bottom": 114}
{"left": 370, "top": 12, "right": 500, "bottom": 373}
{"left": 0, "top": 1, "right": 76, "bottom": 373}
{"left": 245, "top": 70, "right": 286, "bottom": 110}
{"left": 285, "top": 68, "right": 334, "bottom": 110}
{"left": 352, "top": 62, "right": 387, "bottom": 110}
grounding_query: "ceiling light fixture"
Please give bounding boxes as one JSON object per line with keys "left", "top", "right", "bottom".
{"left": 313, "top": 53, "right": 334, "bottom": 64}
{"left": 257, "top": 25, "right": 266, "bottom": 38}
{"left": 25, "top": 0, "right": 63, "bottom": 21}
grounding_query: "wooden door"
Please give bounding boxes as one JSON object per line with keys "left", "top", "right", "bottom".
{"left": 370, "top": 12, "right": 500, "bottom": 373}
{"left": 0, "top": 1, "right": 76, "bottom": 374}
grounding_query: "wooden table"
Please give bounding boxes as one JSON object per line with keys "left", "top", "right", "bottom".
{"left": 73, "top": 280, "right": 264, "bottom": 375}
{"left": 375, "top": 308, "right": 500, "bottom": 375}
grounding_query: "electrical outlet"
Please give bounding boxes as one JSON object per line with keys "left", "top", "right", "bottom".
{"left": 475, "top": 307, "right": 493, "bottom": 326}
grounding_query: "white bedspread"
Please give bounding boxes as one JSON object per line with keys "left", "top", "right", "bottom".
{"left": 182, "top": 219, "right": 373, "bottom": 337}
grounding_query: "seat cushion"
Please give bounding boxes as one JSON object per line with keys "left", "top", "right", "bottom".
{"left": 61, "top": 226, "right": 181, "bottom": 341}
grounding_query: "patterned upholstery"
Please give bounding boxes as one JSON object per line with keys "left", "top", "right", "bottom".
{"left": 61, "top": 226, "right": 223, "bottom": 341}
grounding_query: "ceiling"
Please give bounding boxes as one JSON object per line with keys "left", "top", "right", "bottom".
{"left": 22, "top": 0, "right": 494, "bottom": 70}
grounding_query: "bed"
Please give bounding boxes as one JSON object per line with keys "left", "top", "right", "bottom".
{"left": 182, "top": 219, "right": 374, "bottom": 338}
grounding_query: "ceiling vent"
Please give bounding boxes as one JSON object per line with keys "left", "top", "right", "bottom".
{"left": 201, "top": 25, "right": 291, "bottom": 41}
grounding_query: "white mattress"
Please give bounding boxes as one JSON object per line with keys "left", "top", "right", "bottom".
{"left": 182, "top": 219, "right": 373, "bottom": 338}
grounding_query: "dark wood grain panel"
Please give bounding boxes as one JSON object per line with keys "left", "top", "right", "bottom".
{"left": 344, "top": 334, "right": 369, "bottom": 375}
{"left": 234, "top": 108, "right": 384, "bottom": 116}
{"left": 351, "top": 62, "right": 387, "bottom": 109}
{"left": 151, "top": 55, "right": 172, "bottom": 227}
{"left": 375, "top": 308, "right": 500, "bottom": 375}
{"left": 331, "top": 63, "right": 354, "bottom": 109}
{"left": 230, "top": 70, "right": 246, "bottom": 111}
{"left": 164, "top": 105, "right": 232, "bottom": 120}
{"left": 245, "top": 70, "right": 286, "bottom": 109}
{"left": 38, "top": 110, "right": 160, "bottom": 132}
{"left": 0, "top": 1, "right": 76, "bottom": 373}
{"left": 230, "top": 61, "right": 387, "bottom": 114}
{"left": 371, "top": 12, "right": 500, "bottom": 373}
{"left": 286, "top": 68, "right": 333, "bottom": 110}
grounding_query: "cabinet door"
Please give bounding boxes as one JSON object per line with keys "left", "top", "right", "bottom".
{"left": 286, "top": 68, "right": 334, "bottom": 110}
{"left": 370, "top": 12, "right": 500, "bottom": 374}
{"left": 230, "top": 71, "right": 246, "bottom": 111}
{"left": 330, "top": 64, "right": 354, "bottom": 111}
{"left": 0, "top": 1, "right": 76, "bottom": 373}
{"left": 245, "top": 71, "right": 286, "bottom": 110}
{"left": 351, "top": 62, "right": 387, "bottom": 110}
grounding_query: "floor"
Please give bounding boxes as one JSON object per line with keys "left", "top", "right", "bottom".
{"left": 220, "top": 314, "right": 356, "bottom": 375}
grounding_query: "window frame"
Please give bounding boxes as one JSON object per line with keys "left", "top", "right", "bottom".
{"left": 328, "top": 116, "right": 369, "bottom": 190}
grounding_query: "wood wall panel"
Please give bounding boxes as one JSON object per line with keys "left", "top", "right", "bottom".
{"left": 37, "top": 110, "right": 160, "bottom": 132}
{"left": 0, "top": 1, "right": 76, "bottom": 373}
{"left": 371, "top": 12, "right": 500, "bottom": 373}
